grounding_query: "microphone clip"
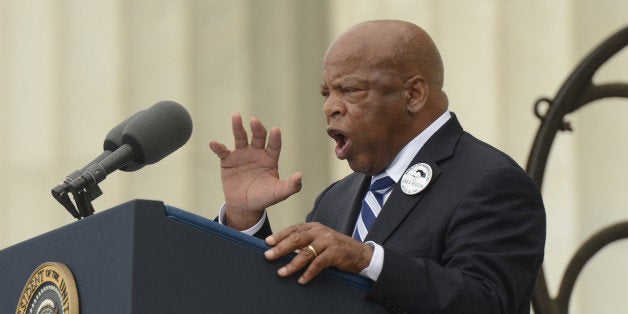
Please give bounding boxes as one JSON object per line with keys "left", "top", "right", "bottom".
{"left": 51, "top": 176, "right": 103, "bottom": 219}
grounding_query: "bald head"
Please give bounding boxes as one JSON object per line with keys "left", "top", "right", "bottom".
{"left": 325, "top": 20, "right": 445, "bottom": 90}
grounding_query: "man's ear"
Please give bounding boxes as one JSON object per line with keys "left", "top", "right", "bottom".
{"left": 404, "top": 75, "right": 429, "bottom": 114}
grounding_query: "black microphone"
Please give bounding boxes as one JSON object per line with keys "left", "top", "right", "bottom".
{"left": 67, "top": 101, "right": 193, "bottom": 192}
{"left": 51, "top": 112, "right": 140, "bottom": 199}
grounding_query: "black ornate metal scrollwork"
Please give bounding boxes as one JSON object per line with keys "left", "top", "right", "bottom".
{"left": 527, "top": 25, "right": 628, "bottom": 314}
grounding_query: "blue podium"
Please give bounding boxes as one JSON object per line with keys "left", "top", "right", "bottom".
{"left": 0, "top": 200, "right": 381, "bottom": 313}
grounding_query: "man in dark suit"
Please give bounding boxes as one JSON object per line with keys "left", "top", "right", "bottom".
{"left": 210, "top": 20, "right": 545, "bottom": 313}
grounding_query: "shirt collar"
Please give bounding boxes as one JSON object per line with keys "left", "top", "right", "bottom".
{"left": 376, "top": 111, "right": 451, "bottom": 183}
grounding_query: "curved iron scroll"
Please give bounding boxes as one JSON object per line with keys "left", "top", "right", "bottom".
{"left": 526, "top": 25, "right": 628, "bottom": 314}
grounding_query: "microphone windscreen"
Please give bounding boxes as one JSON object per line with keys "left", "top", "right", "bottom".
{"left": 121, "top": 101, "right": 193, "bottom": 167}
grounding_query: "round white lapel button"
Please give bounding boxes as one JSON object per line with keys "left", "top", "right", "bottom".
{"left": 400, "top": 163, "right": 432, "bottom": 195}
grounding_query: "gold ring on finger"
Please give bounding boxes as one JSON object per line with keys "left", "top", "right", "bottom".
{"left": 307, "top": 244, "right": 318, "bottom": 258}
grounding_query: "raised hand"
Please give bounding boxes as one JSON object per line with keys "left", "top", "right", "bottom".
{"left": 209, "top": 113, "right": 302, "bottom": 230}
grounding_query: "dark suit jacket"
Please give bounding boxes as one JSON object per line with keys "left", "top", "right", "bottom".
{"left": 305, "top": 114, "right": 546, "bottom": 313}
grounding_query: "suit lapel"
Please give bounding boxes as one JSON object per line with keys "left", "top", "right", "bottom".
{"left": 364, "top": 114, "right": 463, "bottom": 244}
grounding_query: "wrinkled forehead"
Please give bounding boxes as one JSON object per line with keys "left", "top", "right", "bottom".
{"left": 322, "top": 57, "right": 401, "bottom": 90}
{"left": 323, "top": 39, "right": 401, "bottom": 80}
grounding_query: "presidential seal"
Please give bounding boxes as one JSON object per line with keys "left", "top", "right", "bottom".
{"left": 15, "top": 262, "right": 79, "bottom": 314}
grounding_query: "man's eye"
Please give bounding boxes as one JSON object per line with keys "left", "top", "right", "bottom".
{"left": 320, "top": 90, "right": 330, "bottom": 98}
{"left": 342, "top": 87, "right": 360, "bottom": 93}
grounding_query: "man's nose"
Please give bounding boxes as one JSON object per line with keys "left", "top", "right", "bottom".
{"left": 323, "top": 94, "right": 345, "bottom": 122}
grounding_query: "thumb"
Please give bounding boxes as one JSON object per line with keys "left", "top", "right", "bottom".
{"left": 288, "top": 172, "right": 303, "bottom": 193}
{"left": 276, "top": 172, "right": 302, "bottom": 201}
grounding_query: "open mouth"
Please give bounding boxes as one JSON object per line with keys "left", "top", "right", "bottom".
{"left": 327, "top": 127, "right": 349, "bottom": 159}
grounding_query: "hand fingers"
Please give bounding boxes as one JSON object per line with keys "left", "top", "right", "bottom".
{"left": 298, "top": 251, "right": 330, "bottom": 284}
{"left": 283, "top": 239, "right": 370, "bottom": 284}
{"left": 232, "top": 113, "right": 249, "bottom": 149}
{"left": 265, "top": 223, "right": 312, "bottom": 247}
{"left": 249, "top": 117, "right": 268, "bottom": 149}
{"left": 266, "top": 127, "right": 282, "bottom": 160}
{"left": 276, "top": 242, "right": 328, "bottom": 282}
{"left": 265, "top": 223, "right": 326, "bottom": 280}
{"left": 209, "top": 141, "right": 231, "bottom": 159}
{"left": 265, "top": 225, "right": 372, "bottom": 284}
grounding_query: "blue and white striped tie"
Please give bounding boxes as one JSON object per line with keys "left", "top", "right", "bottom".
{"left": 352, "top": 175, "right": 396, "bottom": 242}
